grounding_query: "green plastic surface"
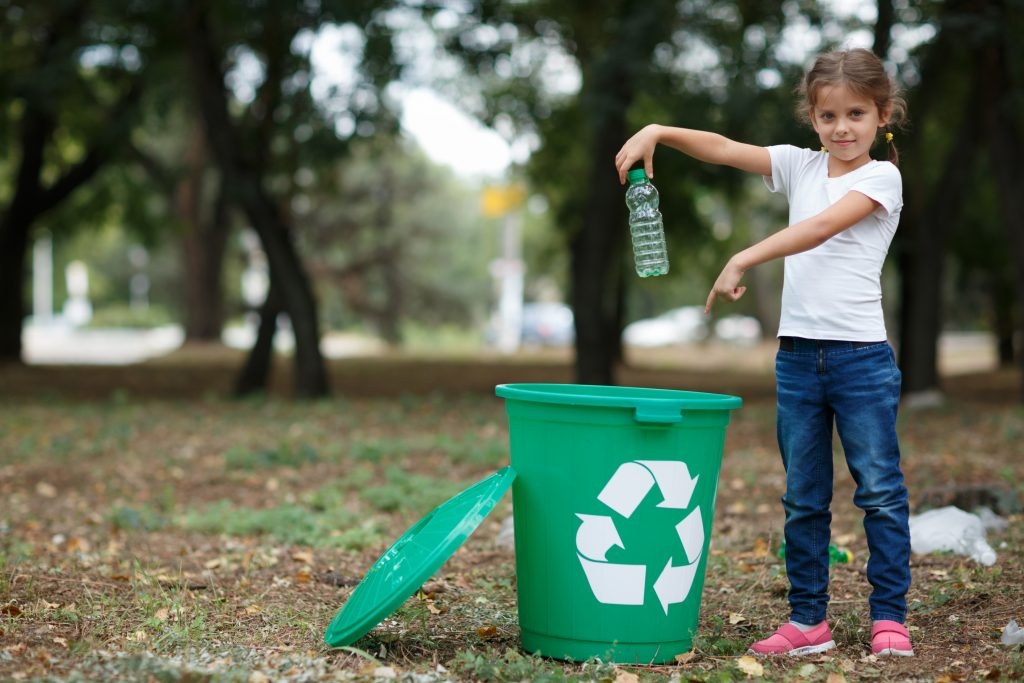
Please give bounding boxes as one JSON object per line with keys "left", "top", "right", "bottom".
{"left": 324, "top": 466, "right": 516, "bottom": 647}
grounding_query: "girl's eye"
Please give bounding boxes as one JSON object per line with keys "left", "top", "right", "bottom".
{"left": 819, "top": 112, "right": 834, "bottom": 121}
{"left": 850, "top": 110, "right": 864, "bottom": 118}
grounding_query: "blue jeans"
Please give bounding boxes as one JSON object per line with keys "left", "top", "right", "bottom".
{"left": 775, "top": 338, "right": 911, "bottom": 625}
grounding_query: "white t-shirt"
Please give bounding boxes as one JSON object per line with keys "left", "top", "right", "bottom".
{"left": 763, "top": 145, "right": 903, "bottom": 342}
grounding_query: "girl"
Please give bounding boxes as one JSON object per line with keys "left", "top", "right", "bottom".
{"left": 614, "top": 48, "right": 913, "bottom": 657}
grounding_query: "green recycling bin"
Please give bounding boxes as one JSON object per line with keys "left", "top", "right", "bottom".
{"left": 495, "top": 383, "right": 741, "bottom": 664}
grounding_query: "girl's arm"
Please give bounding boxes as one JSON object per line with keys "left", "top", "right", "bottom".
{"left": 704, "top": 190, "right": 881, "bottom": 313}
{"left": 615, "top": 124, "right": 772, "bottom": 183}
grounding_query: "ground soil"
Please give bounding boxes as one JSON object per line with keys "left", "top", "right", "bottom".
{"left": 1, "top": 344, "right": 1022, "bottom": 682}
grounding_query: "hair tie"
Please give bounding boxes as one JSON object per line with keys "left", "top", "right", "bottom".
{"left": 885, "top": 131, "right": 894, "bottom": 143}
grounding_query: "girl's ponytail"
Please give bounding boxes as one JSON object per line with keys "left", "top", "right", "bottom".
{"left": 885, "top": 131, "right": 899, "bottom": 166}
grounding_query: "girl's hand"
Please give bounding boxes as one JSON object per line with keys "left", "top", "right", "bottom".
{"left": 615, "top": 124, "right": 661, "bottom": 184}
{"left": 705, "top": 258, "right": 747, "bottom": 313}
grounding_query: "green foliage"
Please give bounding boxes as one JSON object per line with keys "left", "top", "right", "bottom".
{"left": 181, "top": 501, "right": 381, "bottom": 550}
{"left": 450, "top": 647, "right": 616, "bottom": 682}
{"left": 222, "top": 443, "right": 321, "bottom": 470}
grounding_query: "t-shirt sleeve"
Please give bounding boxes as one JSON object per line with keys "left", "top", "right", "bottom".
{"left": 849, "top": 162, "right": 903, "bottom": 217}
{"left": 762, "top": 144, "right": 800, "bottom": 197}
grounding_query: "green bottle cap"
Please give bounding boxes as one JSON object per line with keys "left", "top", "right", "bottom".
{"left": 627, "top": 168, "right": 649, "bottom": 184}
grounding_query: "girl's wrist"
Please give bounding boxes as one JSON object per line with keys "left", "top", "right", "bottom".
{"left": 730, "top": 253, "right": 751, "bottom": 274}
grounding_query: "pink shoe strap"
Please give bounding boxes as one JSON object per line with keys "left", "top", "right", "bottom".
{"left": 871, "top": 620, "right": 909, "bottom": 638}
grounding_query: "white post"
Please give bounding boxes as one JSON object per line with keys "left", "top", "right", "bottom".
{"left": 495, "top": 212, "right": 524, "bottom": 354}
{"left": 32, "top": 233, "right": 53, "bottom": 324}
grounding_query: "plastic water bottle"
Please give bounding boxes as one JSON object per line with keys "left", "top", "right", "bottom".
{"left": 625, "top": 169, "right": 669, "bottom": 277}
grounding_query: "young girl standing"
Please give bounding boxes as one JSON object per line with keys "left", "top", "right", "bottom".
{"left": 615, "top": 48, "right": 913, "bottom": 657}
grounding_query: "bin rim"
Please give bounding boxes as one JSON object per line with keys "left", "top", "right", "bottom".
{"left": 495, "top": 383, "right": 742, "bottom": 411}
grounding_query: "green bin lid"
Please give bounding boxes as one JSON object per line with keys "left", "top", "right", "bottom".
{"left": 324, "top": 466, "right": 516, "bottom": 647}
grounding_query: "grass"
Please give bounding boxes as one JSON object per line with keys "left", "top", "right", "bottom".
{"left": 0, "top": 355, "right": 1023, "bottom": 681}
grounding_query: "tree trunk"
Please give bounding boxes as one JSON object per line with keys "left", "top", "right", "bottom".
{"left": 897, "top": 23, "right": 988, "bottom": 397}
{"left": 570, "top": 1, "right": 681, "bottom": 386}
{"left": 179, "top": 116, "right": 229, "bottom": 342}
{"left": 184, "top": 2, "right": 328, "bottom": 398}
{"left": 873, "top": 0, "right": 895, "bottom": 57}
{"left": 983, "top": 32, "right": 1024, "bottom": 401}
{"left": 571, "top": 94, "right": 629, "bottom": 386}
{"left": 898, "top": 112, "right": 978, "bottom": 396}
{"left": 235, "top": 279, "right": 283, "bottom": 396}
{"left": 0, "top": 104, "right": 107, "bottom": 362}
{"left": 0, "top": 212, "right": 33, "bottom": 364}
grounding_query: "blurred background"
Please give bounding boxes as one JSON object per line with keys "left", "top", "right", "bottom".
{"left": 2, "top": 0, "right": 1020, "bottom": 399}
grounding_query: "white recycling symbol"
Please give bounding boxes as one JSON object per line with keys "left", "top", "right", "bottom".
{"left": 575, "top": 460, "right": 704, "bottom": 614}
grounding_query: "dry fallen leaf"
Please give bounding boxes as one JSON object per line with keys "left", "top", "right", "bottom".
{"left": 736, "top": 655, "right": 764, "bottom": 677}
{"left": 614, "top": 668, "right": 640, "bottom": 683}
{"left": 291, "top": 550, "right": 314, "bottom": 564}
{"left": 729, "top": 612, "right": 747, "bottom": 625}
{"left": 35, "top": 482, "right": 57, "bottom": 498}
{"left": 826, "top": 672, "right": 847, "bottom": 683}
{"left": 674, "top": 651, "right": 696, "bottom": 664}
{"left": 476, "top": 625, "right": 498, "bottom": 638}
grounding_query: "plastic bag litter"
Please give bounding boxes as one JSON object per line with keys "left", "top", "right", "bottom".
{"left": 908, "top": 505, "right": 997, "bottom": 566}
{"left": 1002, "top": 619, "right": 1024, "bottom": 647}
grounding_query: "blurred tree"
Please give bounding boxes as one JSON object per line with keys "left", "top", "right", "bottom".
{"left": 301, "top": 135, "right": 490, "bottom": 345}
{"left": 0, "top": 0, "right": 142, "bottom": 363}
{"left": 128, "top": 104, "right": 232, "bottom": 343}
{"left": 179, "top": 0, "right": 401, "bottom": 397}
{"left": 897, "top": 0, "right": 1024, "bottom": 401}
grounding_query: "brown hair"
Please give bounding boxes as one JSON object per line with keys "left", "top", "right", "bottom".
{"left": 796, "top": 48, "right": 908, "bottom": 165}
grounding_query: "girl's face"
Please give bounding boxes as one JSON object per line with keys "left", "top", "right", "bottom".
{"left": 810, "top": 84, "right": 890, "bottom": 176}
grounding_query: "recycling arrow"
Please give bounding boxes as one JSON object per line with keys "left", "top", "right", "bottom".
{"left": 576, "top": 459, "right": 705, "bottom": 614}
{"left": 597, "top": 460, "right": 699, "bottom": 517}
{"left": 652, "top": 507, "right": 705, "bottom": 613}
{"left": 575, "top": 514, "right": 623, "bottom": 561}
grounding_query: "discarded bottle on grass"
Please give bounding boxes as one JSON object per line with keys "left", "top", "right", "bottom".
{"left": 778, "top": 542, "right": 852, "bottom": 565}
{"left": 625, "top": 169, "right": 669, "bottom": 278}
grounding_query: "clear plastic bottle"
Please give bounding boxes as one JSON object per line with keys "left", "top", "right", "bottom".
{"left": 625, "top": 168, "right": 669, "bottom": 277}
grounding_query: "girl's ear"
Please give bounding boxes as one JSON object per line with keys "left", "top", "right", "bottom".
{"left": 878, "top": 105, "right": 892, "bottom": 128}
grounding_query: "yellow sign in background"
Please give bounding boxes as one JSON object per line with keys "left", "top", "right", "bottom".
{"left": 482, "top": 184, "right": 526, "bottom": 218}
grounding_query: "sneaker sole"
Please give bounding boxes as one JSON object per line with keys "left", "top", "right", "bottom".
{"left": 749, "top": 639, "right": 836, "bottom": 657}
{"left": 875, "top": 647, "right": 914, "bottom": 657}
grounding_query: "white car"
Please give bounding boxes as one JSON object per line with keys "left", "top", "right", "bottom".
{"left": 622, "top": 306, "right": 708, "bottom": 347}
{"left": 713, "top": 314, "right": 763, "bottom": 345}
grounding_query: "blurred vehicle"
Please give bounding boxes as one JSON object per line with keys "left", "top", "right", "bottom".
{"left": 713, "top": 314, "right": 763, "bottom": 345}
{"left": 521, "top": 302, "right": 575, "bottom": 346}
{"left": 622, "top": 306, "right": 708, "bottom": 347}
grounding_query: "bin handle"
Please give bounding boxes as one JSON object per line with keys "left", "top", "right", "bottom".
{"left": 633, "top": 405, "right": 683, "bottom": 424}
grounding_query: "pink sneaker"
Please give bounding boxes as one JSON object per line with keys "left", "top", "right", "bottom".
{"left": 749, "top": 622, "right": 836, "bottom": 656}
{"left": 871, "top": 620, "right": 914, "bottom": 657}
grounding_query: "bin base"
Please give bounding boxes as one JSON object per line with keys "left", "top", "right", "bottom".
{"left": 521, "top": 629, "right": 692, "bottom": 664}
